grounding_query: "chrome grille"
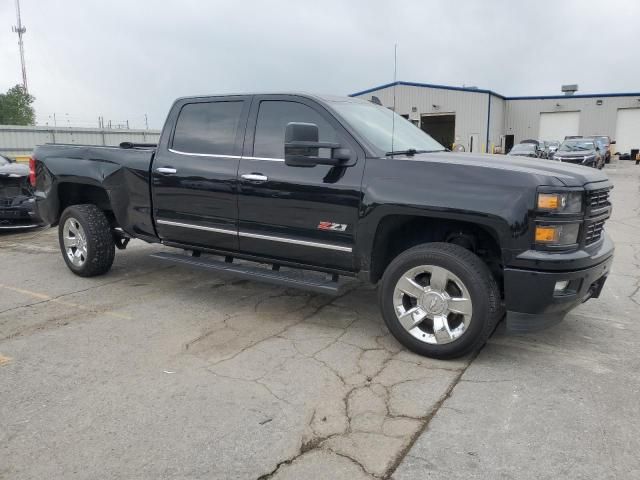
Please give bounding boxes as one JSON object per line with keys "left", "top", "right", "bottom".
{"left": 585, "top": 220, "right": 606, "bottom": 245}
{"left": 0, "top": 198, "right": 13, "bottom": 207}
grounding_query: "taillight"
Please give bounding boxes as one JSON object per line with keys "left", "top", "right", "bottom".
{"left": 29, "top": 156, "right": 36, "bottom": 187}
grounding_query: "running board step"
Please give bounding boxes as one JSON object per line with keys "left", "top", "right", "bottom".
{"left": 150, "top": 252, "right": 352, "bottom": 295}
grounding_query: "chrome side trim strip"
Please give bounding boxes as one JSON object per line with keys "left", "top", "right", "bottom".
{"left": 156, "top": 220, "right": 352, "bottom": 252}
{"left": 242, "top": 156, "right": 285, "bottom": 162}
{"left": 156, "top": 219, "right": 237, "bottom": 235}
{"left": 168, "top": 148, "right": 242, "bottom": 159}
{"left": 238, "top": 231, "right": 352, "bottom": 252}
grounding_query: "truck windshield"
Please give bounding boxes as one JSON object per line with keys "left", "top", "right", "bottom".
{"left": 332, "top": 102, "right": 445, "bottom": 155}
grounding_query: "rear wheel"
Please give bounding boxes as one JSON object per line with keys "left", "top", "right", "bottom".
{"left": 58, "top": 204, "right": 115, "bottom": 277}
{"left": 379, "top": 243, "right": 502, "bottom": 359}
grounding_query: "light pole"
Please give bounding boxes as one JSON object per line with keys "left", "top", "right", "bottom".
{"left": 12, "top": 0, "right": 28, "bottom": 93}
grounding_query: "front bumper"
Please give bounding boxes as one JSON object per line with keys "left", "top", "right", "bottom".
{"left": 0, "top": 197, "right": 42, "bottom": 229}
{"left": 503, "top": 234, "right": 614, "bottom": 333}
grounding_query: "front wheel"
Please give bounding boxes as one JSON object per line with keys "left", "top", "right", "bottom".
{"left": 379, "top": 243, "right": 502, "bottom": 359}
{"left": 58, "top": 204, "right": 115, "bottom": 277}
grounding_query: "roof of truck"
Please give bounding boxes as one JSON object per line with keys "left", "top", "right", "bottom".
{"left": 173, "top": 92, "right": 367, "bottom": 104}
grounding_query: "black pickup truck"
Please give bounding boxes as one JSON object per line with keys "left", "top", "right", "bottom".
{"left": 31, "top": 93, "right": 614, "bottom": 359}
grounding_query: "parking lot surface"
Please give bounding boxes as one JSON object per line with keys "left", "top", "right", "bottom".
{"left": 1, "top": 161, "right": 638, "bottom": 479}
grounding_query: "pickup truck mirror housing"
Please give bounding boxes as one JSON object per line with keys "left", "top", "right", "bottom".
{"left": 284, "top": 122, "right": 354, "bottom": 167}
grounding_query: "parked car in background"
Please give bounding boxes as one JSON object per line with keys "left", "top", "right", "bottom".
{"left": 553, "top": 138, "right": 603, "bottom": 169}
{"left": 540, "top": 140, "right": 560, "bottom": 159}
{"left": 507, "top": 142, "right": 540, "bottom": 158}
{"left": 0, "top": 154, "right": 41, "bottom": 229}
{"left": 591, "top": 136, "right": 613, "bottom": 164}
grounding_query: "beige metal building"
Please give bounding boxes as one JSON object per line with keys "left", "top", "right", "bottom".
{"left": 350, "top": 81, "right": 640, "bottom": 155}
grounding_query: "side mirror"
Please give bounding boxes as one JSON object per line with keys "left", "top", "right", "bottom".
{"left": 610, "top": 140, "right": 616, "bottom": 145}
{"left": 284, "top": 122, "right": 353, "bottom": 167}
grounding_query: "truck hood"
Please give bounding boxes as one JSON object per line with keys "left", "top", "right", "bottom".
{"left": 0, "top": 162, "right": 29, "bottom": 178}
{"left": 553, "top": 150, "right": 596, "bottom": 158}
{"left": 395, "top": 151, "right": 608, "bottom": 187}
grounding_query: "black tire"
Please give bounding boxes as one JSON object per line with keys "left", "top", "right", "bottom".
{"left": 58, "top": 204, "right": 115, "bottom": 277}
{"left": 379, "top": 242, "right": 502, "bottom": 359}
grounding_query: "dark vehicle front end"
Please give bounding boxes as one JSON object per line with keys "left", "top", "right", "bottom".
{"left": 0, "top": 155, "right": 41, "bottom": 229}
{"left": 553, "top": 139, "right": 602, "bottom": 168}
{"left": 325, "top": 97, "right": 614, "bottom": 335}
{"left": 502, "top": 180, "right": 614, "bottom": 332}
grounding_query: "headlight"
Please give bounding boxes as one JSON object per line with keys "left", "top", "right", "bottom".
{"left": 582, "top": 155, "right": 595, "bottom": 164}
{"left": 535, "top": 223, "right": 580, "bottom": 246}
{"left": 537, "top": 192, "right": 583, "bottom": 213}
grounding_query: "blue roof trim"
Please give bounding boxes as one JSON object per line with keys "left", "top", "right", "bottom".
{"left": 507, "top": 92, "right": 640, "bottom": 100}
{"left": 350, "top": 81, "right": 640, "bottom": 101}
{"left": 349, "top": 81, "right": 505, "bottom": 99}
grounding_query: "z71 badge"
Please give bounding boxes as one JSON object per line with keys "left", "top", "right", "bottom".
{"left": 317, "top": 221, "right": 348, "bottom": 232}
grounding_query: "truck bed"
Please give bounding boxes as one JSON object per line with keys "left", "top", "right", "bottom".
{"left": 33, "top": 143, "right": 158, "bottom": 239}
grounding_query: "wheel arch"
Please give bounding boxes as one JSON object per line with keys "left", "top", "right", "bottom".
{"left": 366, "top": 213, "right": 506, "bottom": 287}
{"left": 55, "top": 182, "right": 114, "bottom": 226}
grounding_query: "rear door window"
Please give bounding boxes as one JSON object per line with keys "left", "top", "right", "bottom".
{"left": 172, "top": 101, "right": 244, "bottom": 156}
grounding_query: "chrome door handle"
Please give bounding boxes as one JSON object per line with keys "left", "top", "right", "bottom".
{"left": 241, "top": 173, "right": 268, "bottom": 182}
{"left": 156, "top": 167, "right": 177, "bottom": 174}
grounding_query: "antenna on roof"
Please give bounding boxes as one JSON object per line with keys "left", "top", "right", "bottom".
{"left": 390, "top": 43, "right": 398, "bottom": 154}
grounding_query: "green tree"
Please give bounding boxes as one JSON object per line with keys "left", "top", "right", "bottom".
{"left": 0, "top": 85, "right": 35, "bottom": 125}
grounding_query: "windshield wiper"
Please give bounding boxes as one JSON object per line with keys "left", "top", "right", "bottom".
{"left": 385, "top": 149, "right": 442, "bottom": 157}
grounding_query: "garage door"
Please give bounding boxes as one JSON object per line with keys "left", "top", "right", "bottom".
{"left": 538, "top": 111, "right": 580, "bottom": 141}
{"left": 615, "top": 108, "right": 640, "bottom": 154}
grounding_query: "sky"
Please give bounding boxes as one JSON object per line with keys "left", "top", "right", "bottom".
{"left": 1, "top": 0, "right": 639, "bottom": 129}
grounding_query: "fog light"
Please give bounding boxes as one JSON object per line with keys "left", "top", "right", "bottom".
{"left": 554, "top": 280, "right": 570, "bottom": 293}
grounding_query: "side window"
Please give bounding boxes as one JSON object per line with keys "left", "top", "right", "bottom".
{"left": 172, "top": 101, "right": 243, "bottom": 155}
{"left": 253, "top": 101, "right": 338, "bottom": 159}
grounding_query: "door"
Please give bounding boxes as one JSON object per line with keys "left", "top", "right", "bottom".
{"left": 420, "top": 113, "right": 455, "bottom": 149}
{"left": 504, "top": 134, "right": 515, "bottom": 153}
{"left": 236, "top": 96, "right": 364, "bottom": 271}
{"left": 151, "top": 96, "right": 250, "bottom": 250}
{"left": 538, "top": 111, "right": 580, "bottom": 141}
{"left": 615, "top": 108, "right": 640, "bottom": 155}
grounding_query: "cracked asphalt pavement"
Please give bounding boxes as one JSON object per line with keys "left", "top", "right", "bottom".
{"left": 1, "top": 161, "right": 638, "bottom": 479}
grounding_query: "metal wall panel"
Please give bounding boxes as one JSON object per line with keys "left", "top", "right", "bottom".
{"left": 354, "top": 84, "right": 493, "bottom": 152}
{"left": 0, "top": 125, "right": 161, "bottom": 159}
{"left": 489, "top": 95, "right": 506, "bottom": 152}
{"left": 355, "top": 84, "right": 640, "bottom": 154}
{"left": 505, "top": 96, "right": 640, "bottom": 146}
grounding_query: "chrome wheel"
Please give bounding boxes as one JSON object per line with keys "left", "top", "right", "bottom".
{"left": 62, "top": 217, "right": 88, "bottom": 267}
{"left": 393, "top": 265, "right": 473, "bottom": 345}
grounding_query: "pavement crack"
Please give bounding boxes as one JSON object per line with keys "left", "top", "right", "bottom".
{"left": 460, "top": 378, "right": 515, "bottom": 383}
{"left": 384, "top": 348, "right": 481, "bottom": 478}
{"left": 0, "top": 266, "right": 173, "bottom": 316}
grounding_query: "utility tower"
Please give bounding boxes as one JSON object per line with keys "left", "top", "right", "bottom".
{"left": 12, "top": 0, "right": 28, "bottom": 93}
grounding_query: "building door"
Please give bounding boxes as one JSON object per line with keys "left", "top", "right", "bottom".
{"left": 615, "top": 108, "right": 640, "bottom": 155}
{"left": 420, "top": 114, "right": 455, "bottom": 149}
{"left": 504, "top": 135, "right": 515, "bottom": 153}
{"left": 538, "top": 111, "right": 580, "bottom": 141}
